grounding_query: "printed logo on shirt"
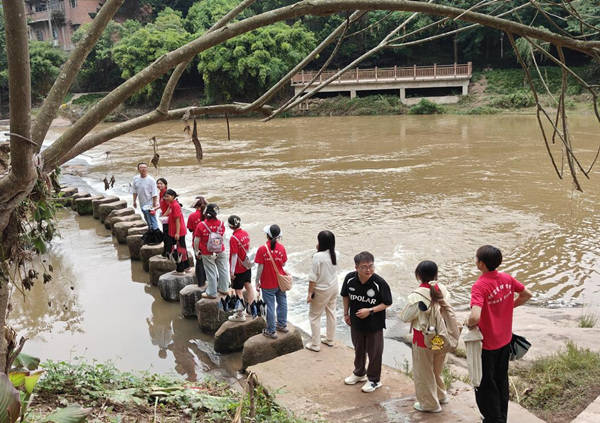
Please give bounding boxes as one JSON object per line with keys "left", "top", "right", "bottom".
{"left": 487, "top": 283, "right": 513, "bottom": 305}
{"left": 348, "top": 287, "right": 356, "bottom": 291}
{"left": 349, "top": 294, "right": 377, "bottom": 305}
{"left": 366, "top": 289, "right": 375, "bottom": 298}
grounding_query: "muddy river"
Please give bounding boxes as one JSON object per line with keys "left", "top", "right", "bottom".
{"left": 9, "top": 114, "right": 600, "bottom": 380}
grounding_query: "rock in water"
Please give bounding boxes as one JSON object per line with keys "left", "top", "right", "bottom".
{"left": 127, "top": 226, "right": 148, "bottom": 236}
{"left": 70, "top": 192, "right": 91, "bottom": 210}
{"left": 214, "top": 317, "right": 266, "bottom": 354}
{"left": 149, "top": 256, "right": 176, "bottom": 285}
{"left": 127, "top": 234, "right": 144, "bottom": 260}
{"left": 114, "top": 220, "right": 146, "bottom": 244}
{"left": 105, "top": 208, "right": 135, "bottom": 229}
{"left": 140, "top": 243, "right": 164, "bottom": 272}
{"left": 179, "top": 284, "right": 206, "bottom": 318}
{"left": 158, "top": 272, "right": 195, "bottom": 301}
{"left": 99, "top": 200, "right": 127, "bottom": 223}
{"left": 75, "top": 195, "right": 103, "bottom": 216}
{"left": 60, "top": 187, "right": 78, "bottom": 197}
{"left": 241, "top": 323, "right": 303, "bottom": 370}
{"left": 92, "top": 196, "right": 119, "bottom": 219}
{"left": 196, "top": 298, "right": 234, "bottom": 332}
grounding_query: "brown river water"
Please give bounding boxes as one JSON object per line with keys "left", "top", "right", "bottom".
{"left": 8, "top": 114, "right": 600, "bottom": 380}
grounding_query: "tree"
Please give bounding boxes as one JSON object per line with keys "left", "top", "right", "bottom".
{"left": 28, "top": 42, "right": 67, "bottom": 100}
{"left": 1, "top": 0, "right": 599, "bottom": 373}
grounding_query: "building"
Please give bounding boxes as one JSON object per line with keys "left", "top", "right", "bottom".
{"left": 25, "top": 0, "right": 102, "bottom": 50}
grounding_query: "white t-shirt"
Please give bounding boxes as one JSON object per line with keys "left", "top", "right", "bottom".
{"left": 308, "top": 250, "right": 338, "bottom": 290}
{"left": 132, "top": 174, "right": 157, "bottom": 207}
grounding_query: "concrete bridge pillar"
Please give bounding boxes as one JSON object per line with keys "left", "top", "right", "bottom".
{"left": 400, "top": 87, "right": 406, "bottom": 103}
{"left": 350, "top": 90, "right": 356, "bottom": 99}
{"left": 462, "top": 81, "right": 469, "bottom": 96}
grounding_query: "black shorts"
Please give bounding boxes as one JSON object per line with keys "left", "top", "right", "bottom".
{"left": 231, "top": 269, "right": 252, "bottom": 290}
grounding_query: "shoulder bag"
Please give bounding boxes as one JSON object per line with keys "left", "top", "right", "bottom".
{"left": 264, "top": 242, "right": 293, "bottom": 291}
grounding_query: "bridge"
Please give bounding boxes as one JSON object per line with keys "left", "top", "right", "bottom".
{"left": 291, "top": 62, "right": 472, "bottom": 104}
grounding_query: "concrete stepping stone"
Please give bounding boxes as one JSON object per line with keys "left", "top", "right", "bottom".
{"left": 92, "top": 196, "right": 119, "bottom": 219}
{"left": 60, "top": 187, "right": 78, "bottom": 197}
{"left": 114, "top": 220, "right": 146, "bottom": 244}
{"left": 179, "top": 284, "right": 206, "bottom": 318}
{"left": 108, "top": 213, "right": 140, "bottom": 231}
{"left": 70, "top": 192, "right": 91, "bottom": 210}
{"left": 105, "top": 208, "right": 135, "bottom": 229}
{"left": 215, "top": 317, "right": 266, "bottom": 354}
{"left": 140, "top": 243, "right": 164, "bottom": 272}
{"left": 241, "top": 323, "right": 303, "bottom": 370}
{"left": 196, "top": 298, "right": 235, "bottom": 333}
{"left": 126, "top": 234, "right": 144, "bottom": 260}
{"left": 99, "top": 200, "right": 127, "bottom": 223}
{"left": 128, "top": 226, "right": 148, "bottom": 236}
{"left": 158, "top": 271, "right": 195, "bottom": 302}
{"left": 75, "top": 195, "right": 103, "bottom": 215}
{"left": 149, "top": 255, "right": 176, "bottom": 285}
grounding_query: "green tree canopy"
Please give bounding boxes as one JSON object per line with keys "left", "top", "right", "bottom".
{"left": 185, "top": 0, "right": 245, "bottom": 34}
{"left": 29, "top": 41, "right": 66, "bottom": 100}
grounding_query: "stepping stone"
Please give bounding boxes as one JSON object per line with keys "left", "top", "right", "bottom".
{"left": 54, "top": 196, "right": 73, "bottom": 207}
{"left": 128, "top": 226, "right": 148, "bottom": 236}
{"left": 157, "top": 271, "right": 195, "bottom": 302}
{"left": 114, "top": 220, "right": 146, "bottom": 244}
{"left": 241, "top": 323, "right": 303, "bottom": 370}
{"left": 70, "top": 192, "right": 91, "bottom": 210}
{"left": 99, "top": 200, "right": 127, "bottom": 223}
{"left": 105, "top": 208, "right": 135, "bottom": 229}
{"left": 215, "top": 317, "right": 266, "bottom": 354}
{"left": 140, "top": 243, "right": 164, "bottom": 272}
{"left": 60, "top": 187, "right": 78, "bottom": 197}
{"left": 196, "top": 298, "right": 235, "bottom": 333}
{"left": 126, "top": 234, "right": 144, "bottom": 260}
{"left": 149, "top": 255, "right": 176, "bottom": 285}
{"left": 75, "top": 195, "right": 103, "bottom": 216}
{"left": 92, "top": 196, "right": 119, "bottom": 219}
{"left": 108, "top": 213, "right": 140, "bottom": 231}
{"left": 179, "top": 284, "right": 206, "bottom": 318}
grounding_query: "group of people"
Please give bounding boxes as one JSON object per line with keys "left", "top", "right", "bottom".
{"left": 133, "top": 162, "right": 533, "bottom": 422}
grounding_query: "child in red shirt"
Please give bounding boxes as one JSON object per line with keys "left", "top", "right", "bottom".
{"left": 187, "top": 197, "right": 207, "bottom": 286}
{"left": 227, "top": 215, "right": 254, "bottom": 322}
{"left": 163, "top": 189, "right": 190, "bottom": 274}
{"left": 156, "top": 178, "right": 172, "bottom": 256}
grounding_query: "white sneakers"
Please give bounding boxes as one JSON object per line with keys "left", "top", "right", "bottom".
{"left": 228, "top": 312, "right": 246, "bottom": 322}
{"left": 344, "top": 373, "right": 368, "bottom": 385}
{"left": 361, "top": 380, "right": 382, "bottom": 393}
{"left": 305, "top": 342, "right": 320, "bottom": 352}
{"left": 413, "top": 402, "right": 442, "bottom": 413}
{"left": 320, "top": 335, "right": 334, "bottom": 347}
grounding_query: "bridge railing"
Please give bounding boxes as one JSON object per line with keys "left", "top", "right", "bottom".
{"left": 291, "top": 62, "right": 472, "bottom": 85}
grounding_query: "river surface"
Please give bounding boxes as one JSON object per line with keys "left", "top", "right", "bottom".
{"left": 8, "top": 114, "right": 600, "bottom": 380}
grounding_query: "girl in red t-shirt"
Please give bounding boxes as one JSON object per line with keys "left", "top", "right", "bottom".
{"left": 188, "top": 196, "right": 207, "bottom": 286}
{"left": 255, "top": 224, "right": 288, "bottom": 338}
{"left": 156, "top": 178, "right": 172, "bottom": 257}
{"left": 163, "top": 189, "right": 191, "bottom": 274}
{"left": 400, "top": 260, "right": 455, "bottom": 413}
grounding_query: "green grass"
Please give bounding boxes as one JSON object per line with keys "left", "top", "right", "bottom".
{"left": 578, "top": 313, "right": 598, "bottom": 328}
{"left": 479, "top": 66, "right": 586, "bottom": 96}
{"left": 301, "top": 94, "right": 406, "bottom": 116}
{"left": 408, "top": 98, "right": 445, "bottom": 115}
{"left": 72, "top": 93, "right": 105, "bottom": 105}
{"left": 510, "top": 342, "right": 600, "bottom": 423}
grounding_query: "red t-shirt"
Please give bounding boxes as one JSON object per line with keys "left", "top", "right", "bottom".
{"left": 193, "top": 218, "right": 225, "bottom": 255}
{"left": 230, "top": 228, "right": 250, "bottom": 274}
{"left": 187, "top": 210, "right": 204, "bottom": 234}
{"left": 159, "top": 189, "right": 168, "bottom": 214}
{"left": 412, "top": 283, "right": 430, "bottom": 348}
{"left": 255, "top": 242, "right": 287, "bottom": 290}
{"left": 471, "top": 270, "right": 525, "bottom": 350}
{"left": 167, "top": 200, "right": 186, "bottom": 237}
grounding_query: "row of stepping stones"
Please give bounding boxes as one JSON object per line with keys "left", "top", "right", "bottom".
{"left": 59, "top": 186, "right": 303, "bottom": 370}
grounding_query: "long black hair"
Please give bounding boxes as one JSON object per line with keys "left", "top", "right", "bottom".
{"left": 317, "top": 230, "right": 336, "bottom": 265}
{"left": 415, "top": 260, "right": 443, "bottom": 301}
{"left": 266, "top": 224, "right": 281, "bottom": 250}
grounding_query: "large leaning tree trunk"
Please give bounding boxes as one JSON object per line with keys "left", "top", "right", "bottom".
{"left": 1, "top": 0, "right": 599, "bottom": 371}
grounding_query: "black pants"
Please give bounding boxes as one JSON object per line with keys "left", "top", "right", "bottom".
{"left": 475, "top": 343, "right": 510, "bottom": 423}
{"left": 195, "top": 255, "right": 206, "bottom": 286}
{"left": 162, "top": 224, "right": 174, "bottom": 256}
{"left": 175, "top": 237, "right": 191, "bottom": 273}
{"left": 350, "top": 327, "right": 384, "bottom": 383}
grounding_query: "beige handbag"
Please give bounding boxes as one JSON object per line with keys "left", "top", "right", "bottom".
{"left": 264, "top": 243, "right": 293, "bottom": 291}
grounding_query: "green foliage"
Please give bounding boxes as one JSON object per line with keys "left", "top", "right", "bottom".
{"left": 578, "top": 313, "right": 598, "bottom": 328}
{"left": 0, "top": 373, "right": 20, "bottom": 423}
{"left": 185, "top": 0, "right": 243, "bottom": 33}
{"left": 29, "top": 42, "right": 66, "bottom": 100}
{"left": 301, "top": 95, "right": 405, "bottom": 117}
{"left": 481, "top": 67, "right": 586, "bottom": 96}
{"left": 511, "top": 342, "right": 600, "bottom": 422}
{"left": 408, "top": 99, "right": 445, "bottom": 115}
{"left": 112, "top": 8, "right": 193, "bottom": 103}
{"left": 488, "top": 91, "right": 535, "bottom": 109}
{"left": 463, "top": 106, "right": 501, "bottom": 115}
{"left": 196, "top": 21, "right": 316, "bottom": 102}
{"left": 72, "top": 93, "right": 106, "bottom": 105}
{"left": 40, "top": 406, "right": 91, "bottom": 423}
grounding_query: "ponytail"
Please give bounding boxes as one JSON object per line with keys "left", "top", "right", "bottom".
{"left": 269, "top": 238, "right": 277, "bottom": 250}
{"left": 429, "top": 283, "right": 444, "bottom": 302}
{"left": 317, "top": 230, "right": 337, "bottom": 265}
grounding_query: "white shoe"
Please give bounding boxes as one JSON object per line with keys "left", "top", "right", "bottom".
{"left": 344, "top": 373, "right": 368, "bottom": 385}
{"left": 320, "top": 336, "right": 334, "bottom": 347}
{"left": 413, "top": 402, "right": 442, "bottom": 413}
{"left": 228, "top": 313, "right": 246, "bottom": 322}
{"left": 361, "top": 380, "right": 382, "bottom": 393}
{"left": 305, "top": 342, "right": 320, "bottom": 352}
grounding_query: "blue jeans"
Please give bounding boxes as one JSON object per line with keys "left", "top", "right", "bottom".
{"left": 262, "top": 287, "right": 287, "bottom": 334}
{"left": 141, "top": 208, "right": 159, "bottom": 230}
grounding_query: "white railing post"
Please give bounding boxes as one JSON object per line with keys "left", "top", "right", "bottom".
{"left": 434, "top": 63, "right": 437, "bottom": 79}
{"left": 394, "top": 65, "right": 397, "bottom": 80}
{"left": 413, "top": 64, "right": 416, "bottom": 80}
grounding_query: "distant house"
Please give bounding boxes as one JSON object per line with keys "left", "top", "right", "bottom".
{"left": 25, "top": 0, "right": 101, "bottom": 50}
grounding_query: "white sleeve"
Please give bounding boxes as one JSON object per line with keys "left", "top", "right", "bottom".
{"left": 399, "top": 302, "right": 420, "bottom": 323}
{"left": 230, "top": 253, "right": 238, "bottom": 274}
{"left": 307, "top": 255, "right": 319, "bottom": 283}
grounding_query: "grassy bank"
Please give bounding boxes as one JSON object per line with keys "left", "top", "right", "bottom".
{"left": 25, "top": 359, "right": 307, "bottom": 422}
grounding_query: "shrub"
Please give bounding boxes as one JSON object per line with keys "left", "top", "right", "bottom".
{"left": 488, "top": 91, "right": 535, "bottom": 109}
{"left": 408, "top": 99, "right": 445, "bottom": 115}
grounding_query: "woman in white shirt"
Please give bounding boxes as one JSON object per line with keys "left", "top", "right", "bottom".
{"left": 305, "top": 230, "right": 338, "bottom": 352}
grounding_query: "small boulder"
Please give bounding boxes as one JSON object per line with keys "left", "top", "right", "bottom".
{"left": 60, "top": 187, "right": 78, "bottom": 197}
{"left": 140, "top": 243, "right": 164, "bottom": 272}
{"left": 149, "top": 255, "right": 176, "bottom": 285}
{"left": 215, "top": 317, "right": 266, "bottom": 354}
{"left": 128, "top": 226, "right": 148, "bottom": 236}
{"left": 241, "top": 323, "right": 303, "bottom": 370}
{"left": 108, "top": 213, "right": 140, "bottom": 231}
{"left": 54, "top": 196, "right": 73, "bottom": 207}
{"left": 92, "top": 196, "right": 119, "bottom": 219}
{"left": 114, "top": 220, "right": 146, "bottom": 244}
{"left": 105, "top": 208, "right": 135, "bottom": 229}
{"left": 75, "top": 195, "right": 103, "bottom": 216}
{"left": 179, "top": 284, "right": 206, "bottom": 318}
{"left": 70, "top": 192, "right": 91, "bottom": 210}
{"left": 196, "top": 298, "right": 235, "bottom": 333}
{"left": 158, "top": 271, "right": 195, "bottom": 302}
{"left": 99, "top": 200, "right": 127, "bottom": 223}
{"left": 126, "top": 234, "right": 144, "bottom": 260}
